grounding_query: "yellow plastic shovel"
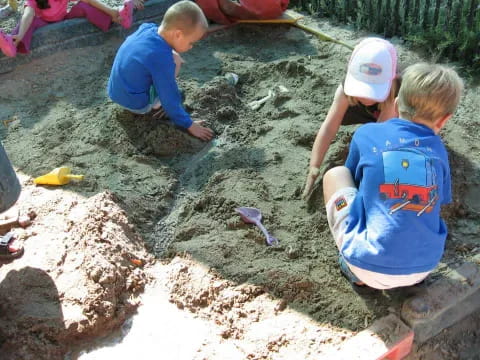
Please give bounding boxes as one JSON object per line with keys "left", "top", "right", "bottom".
{"left": 237, "top": 10, "right": 354, "bottom": 50}
{"left": 34, "top": 167, "right": 84, "bottom": 186}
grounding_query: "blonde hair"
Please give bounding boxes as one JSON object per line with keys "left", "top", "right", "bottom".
{"left": 162, "top": 1, "right": 208, "bottom": 35}
{"left": 346, "top": 76, "right": 401, "bottom": 111}
{"left": 397, "top": 63, "right": 463, "bottom": 122}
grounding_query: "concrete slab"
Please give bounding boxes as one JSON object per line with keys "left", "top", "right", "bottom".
{"left": 0, "top": 0, "right": 176, "bottom": 74}
{"left": 401, "top": 261, "right": 480, "bottom": 344}
{"left": 325, "top": 314, "right": 414, "bottom": 360}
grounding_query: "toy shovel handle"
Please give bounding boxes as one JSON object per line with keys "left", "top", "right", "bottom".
{"left": 66, "top": 174, "right": 84, "bottom": 181}
{"left": 255, "top": 220, "right": 279, "bottom": 246}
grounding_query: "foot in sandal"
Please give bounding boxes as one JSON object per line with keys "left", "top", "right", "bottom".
{"left": 0, "top": 232, "right": 24, "bottom": 260}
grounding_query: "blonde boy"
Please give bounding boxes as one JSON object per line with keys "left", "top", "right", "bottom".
{"left": 108, "top": 1, "right": 213, "bottom": 141}
{"left": 322, "top": 63, "right": 463, "bottom": 289}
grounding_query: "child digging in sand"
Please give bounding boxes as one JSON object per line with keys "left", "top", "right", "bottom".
{"left": 303, "top": 38, "right": 400, "bottom": 199}
{"left": 323, "top": 63, "right": 463, "bottom": 289}
{"left": 107, "top": 0, "right": 214, "bottom": 141}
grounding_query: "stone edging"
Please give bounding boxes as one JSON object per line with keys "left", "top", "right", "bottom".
{"left": 331, "top": 259, "right": 480, "bottom": 359}
{"left": 401, "top": 258, "right": 480, "bottom": 344}
{"left": 0, "top": 0, "right": 176, "bottom": 74}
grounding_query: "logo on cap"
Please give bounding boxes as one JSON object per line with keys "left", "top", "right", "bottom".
{"left": 359, "top": 63, "right": 383, "bottom": 76}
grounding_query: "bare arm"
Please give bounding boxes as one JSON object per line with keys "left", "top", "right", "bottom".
{"left": 309, "top": 85, "right": 349, "bottom": 168}
{"left": 302, "top": 85, "right": 349, "bottom": 199}
{"left": 80, "top": 0, "right": 118, "bottom": 20}
{"left": 12, "top": 6, "right": 35, "bottom": 45}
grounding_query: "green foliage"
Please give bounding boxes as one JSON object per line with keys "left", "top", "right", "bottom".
{"left": 404, "top": 28, "right": 455, "bottom": 61}
{"left": 294, "top": 0, "right": 479, "bottom": 74}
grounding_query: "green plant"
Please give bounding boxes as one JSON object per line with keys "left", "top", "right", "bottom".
{"left": 292, "top": 0, "right": 479, "bottom": 74}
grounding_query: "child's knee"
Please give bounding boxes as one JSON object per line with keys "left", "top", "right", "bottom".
{"left": 323, "top": 166, "right": 355, "bottom": 203}
{"left": 323, "top": 166, "right": 351, "bottom": 186}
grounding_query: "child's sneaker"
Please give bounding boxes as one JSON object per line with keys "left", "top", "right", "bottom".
{"left": 0, "top": 31, "right": 16, "bottom": 57}
{"left": 338, "top": 255, "right": 363, "bottom": 285}
{"left": 119, "top": 0, "right": 133, "bottom": 29}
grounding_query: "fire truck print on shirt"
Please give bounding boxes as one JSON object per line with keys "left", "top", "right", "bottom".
{"left": 379, "top": 148, "right": 438, "bottom": 216}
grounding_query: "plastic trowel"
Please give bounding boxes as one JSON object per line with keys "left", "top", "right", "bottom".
{"left": 235, "top": 207, "right": 279, "bottom": 246}
{"left": 34, "top": 167, "right": 84, "bottom": 186}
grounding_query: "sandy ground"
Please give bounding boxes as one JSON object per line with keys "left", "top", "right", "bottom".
{"left": 0, "top": 9, "right": 479, "bottom": 360}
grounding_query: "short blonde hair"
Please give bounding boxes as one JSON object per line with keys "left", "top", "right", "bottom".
{"left": 162, "top": 1, "right": 208, "bottom": 35}
{"left": 397, "top": 63, "right": 463, "bottom": 122}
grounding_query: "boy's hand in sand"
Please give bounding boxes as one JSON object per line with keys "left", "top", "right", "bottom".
{"left": 188, "top": 121, "right": 214, "bottom": 141}
{"left": 302, "top": 166, "right": 321, "bottom": 200}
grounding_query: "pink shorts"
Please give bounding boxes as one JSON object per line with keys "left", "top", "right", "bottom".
{"left": 326, "top": 187, "right": 430, "bottom": 289}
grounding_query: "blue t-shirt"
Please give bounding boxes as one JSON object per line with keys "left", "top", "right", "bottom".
{"left": 343, "top": 118, "right": 452, "bottom": 275}
{"left": 107, "top": 23, "right": 192, "bottom": 129}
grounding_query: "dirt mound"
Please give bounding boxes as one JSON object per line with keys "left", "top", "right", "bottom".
{"left": 0, "top": 189, "right": 152, "bottom": 359}
{"left": 158, "top": 255, "right": 352, "bottom": 359}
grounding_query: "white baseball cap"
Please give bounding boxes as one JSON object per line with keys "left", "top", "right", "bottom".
{"left": 344, "top": 37, "right": 397, "bottom": 102}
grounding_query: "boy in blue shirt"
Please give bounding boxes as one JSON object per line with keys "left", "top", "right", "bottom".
{"left": 322, "top": 63, "right": 463, "bottom": 289}
{"left": 108, "top": 0, "right": 214, "bottom": 141}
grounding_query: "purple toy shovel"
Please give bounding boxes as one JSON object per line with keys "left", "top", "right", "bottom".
{"left": 235, "top": 207, "right": 279, "bottom": 246}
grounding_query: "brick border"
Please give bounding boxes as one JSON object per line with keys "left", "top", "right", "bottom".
{"left": 0, "top": 0, "right": 176, "bottom": 74}
{"left": 331, "top": 260, "right": 480, "bottom": 359}
{"left": 401, "top": 260, "right": 480, "bottom": 344}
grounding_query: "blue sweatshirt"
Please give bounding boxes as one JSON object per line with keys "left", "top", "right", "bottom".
{"left": 107, "top": 23, "right": 192, "bottom": 129}
{"left": 343, "top": 118, "right": 452, "bottom": 275}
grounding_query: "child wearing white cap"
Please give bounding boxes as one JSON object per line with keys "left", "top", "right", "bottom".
{"left": 303, "top": 37, "right": 399, "bottom": 199}
{"left": 323, "top": 63, "right": 463, "bottom": 289}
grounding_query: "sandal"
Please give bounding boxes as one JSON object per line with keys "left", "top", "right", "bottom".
{"left": 0, "top": 30, "right": 16, "bottom": 57}
{"left": 119, "top": 0, "right": 133, "bottom": 29}
{"left": 0, "top": 232, "right": 24, "bottom": 260}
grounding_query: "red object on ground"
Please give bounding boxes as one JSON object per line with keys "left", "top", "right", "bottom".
{"left": 196, "top": 0, "right": 233, "bottom": 24}
{"left": 196, "top": 0, "right": 289, "bottom": 25}
{"left": 119, "top": 0, "right": 134, "bottom": 29}
{"left": 241, "top": 0, "right": 288, "bottom": 19}
{"left": 377, "top": 331, "right": 414, "bottom": 360}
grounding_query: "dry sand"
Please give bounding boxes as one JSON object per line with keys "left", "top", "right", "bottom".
{"left": 0, "top": 11, "right": 479, "bottom": 359}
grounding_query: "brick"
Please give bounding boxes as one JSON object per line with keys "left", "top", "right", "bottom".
{"left": 326, "top": 314, "right": 414, "bottom": 360}
{"left": 0, "top": 0, "right": 176, "bottom": 74}
{"left": 401, "top": 261, "right": 480, "bottom": 343}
